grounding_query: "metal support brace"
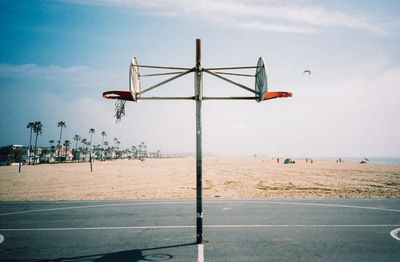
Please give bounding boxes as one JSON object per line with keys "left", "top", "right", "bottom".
{"left": 203, "top": 69, "right": 257, "bottom": 95}
{"left": 138, "top": 69, "right": 194, "bottom": 95}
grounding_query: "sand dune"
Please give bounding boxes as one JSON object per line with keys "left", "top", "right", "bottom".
{"left": 0, "top": 157, "right": 399, "bottom": 201}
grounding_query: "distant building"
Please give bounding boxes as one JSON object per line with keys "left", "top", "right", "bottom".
{"left": 0, "top": 144, "right": 26, "bottom": 165}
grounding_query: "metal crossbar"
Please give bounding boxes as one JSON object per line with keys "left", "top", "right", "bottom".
{"left": 139, "top": 96, "right": 255, "bottom": 100}
{"left": 139, "top": 96, "right": 195, "bottom": 100}
{"left": 134, "top": 64, "right": 192, "bottom": 70}
{"left": 203, "top": 96, "right": 255, "bottom": 100}
{"left": 210, "top": 71, "right": 255, "bottom": 77}
{"left": 140, "top": 71, "right": 186, "bottom": 77}
{"left": 203, "top": 69, "right": 257, "bottom": 95}
{"left": 204, "top": 66, "right": 260, "bottom": 70}
{"left": 138, "top": 69, "right": 194, "bottom": 95}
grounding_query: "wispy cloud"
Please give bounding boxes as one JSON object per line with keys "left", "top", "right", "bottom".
{"left": 61, "top": 0, "right": 396, "bottom": 35}
{"left": 0, "top": 63, "right": 123, "bottom": 91}
{"left": 0, "top": 63, "right": 90, "bottom": 80}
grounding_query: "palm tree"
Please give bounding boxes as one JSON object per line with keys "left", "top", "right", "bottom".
{"left": 57, "top": 121, "right": 66, "bottom": 160}
{"left": 142, "top": 142, "right": 147, "bottom": 158}
{"left": 110, "top": 146, "right": 115, "bottom": 159}
{"left": 101, "top": 131, "right": 106, "bottom": 149}
{"left": 100, "top": 131, "right": 106, "bottom": 160}
{"left": 63, "top": 140, "right": 71, "bottom": 161}
{"left": 138, "top": 143, "right": 143, "bottom": 159}
{"left": 26, "top": 122, "right": 35, "bottom": 164}
{"left": 116, "top": 140, "right": 121, "bottom": 158}
{"left": 104, "top": 141, "right": 109, "bottom": 159}
{"left": 139, "top": 142, "right": 146, "bottom": 158}
{"left": 40, "top": 147, "right": 50, "bottom": 163}
{"left": 132, "top": 146, "right": 137, "bottom": 159}
{"left": 49, "top": 140, "right": 56, "bottom": 158}
{"left": 33, "top": 121, "right": 43, "bottom": 164}
{"left": 73, "top": 135, "right": 81, "bottom": 151}
{"left": 81, "top": 138, "right": 87, "bottom": 150}
{"left": 89, "top": 128, "right": 95, "bottom": 152}
{"left": 112, "top": 137, "right": 118, "bottom": 159}
{"left": 26, "top": 122, "right": 34, "bottom": 150}
{"left": 73, "top": 135, "right": 81, "bottom": 161}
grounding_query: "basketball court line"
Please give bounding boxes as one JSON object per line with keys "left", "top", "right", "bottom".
{"left": 1, "top": 200, "right": 399, "bottom": 242}
{"left": 0, "top": 199, "right": 399, "bottom": 216}
{"left": 198, "top": 243, "right": 204, "bottom": 262}
{"left": 390, "top": 228, "right": 400, "bottom": 241}
{"left": 0, "top": 201, "right": 193, "bottom": 216}
{"left": 1, "top": 224, "right": 399, "bottom": 231}
{"left": 1, "top": 224, "right": 399, "bottom": 241}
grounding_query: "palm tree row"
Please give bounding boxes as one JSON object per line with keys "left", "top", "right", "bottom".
{"left": 25, "top": 120, "right": 160, "bottom": 164}
{"left": 26, "top": 121, "right": 105, "bottom": 163}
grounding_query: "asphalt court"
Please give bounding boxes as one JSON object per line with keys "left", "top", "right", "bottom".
{"left": 0, "top": 199, "right": 399, "bottom": 261}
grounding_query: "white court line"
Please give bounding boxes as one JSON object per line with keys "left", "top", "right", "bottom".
{"left": 206, "top": 224, "right": 400, "bottom": 228}
{"left": 0, "top": 226, "right": 195, "bottom": 231}
{"left": 0, "top": 200, "right": 399, "bottom": 216}
{"left": 206, "top": 200, "right": 400, "bottom": 213}
{"left": 1, "top": 224, "right": 399, "bottom": 231}
{"left": 0, "top": 201, "right": 194, "bottom": 216}
{"left": 390, "top": 228, "right": 400, "bottom": 241}
{"left": 198, "top": 244, "right": 204, "bottom": 262}
{"left": 259, "top": 201, "right": 400, "bottom": 213}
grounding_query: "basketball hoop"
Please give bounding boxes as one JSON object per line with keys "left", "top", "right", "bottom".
{"left": 263, "top": 91, "right": 292, "bottom": 100}
{"left": 102, "top": 91, "right": 133, "bottom": 121}
{"left": 103, "top": 91, "right": 133, "bottom": 101}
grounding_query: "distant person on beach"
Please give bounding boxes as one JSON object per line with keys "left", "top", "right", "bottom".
{"left": 277, "top": 158, "right": 279, "bottom": 163}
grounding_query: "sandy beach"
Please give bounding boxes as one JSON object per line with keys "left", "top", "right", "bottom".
{"left": 0, "top": 157, "right": 399, "bottom": 201}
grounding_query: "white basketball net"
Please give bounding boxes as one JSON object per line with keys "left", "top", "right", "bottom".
{"left": 114, "top": 99, "right": 126, "bottom": 122}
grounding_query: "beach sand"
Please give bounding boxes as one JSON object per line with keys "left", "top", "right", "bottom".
{"left": 0, "top": 157, "right": 399, "bottom": 201}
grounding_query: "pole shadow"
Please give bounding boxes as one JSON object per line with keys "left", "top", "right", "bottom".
{"left": 93, "top": 242, "right": 197, "bottom": 262}
{"left": 1, "top": 242, "right": 197, "bottom": 262}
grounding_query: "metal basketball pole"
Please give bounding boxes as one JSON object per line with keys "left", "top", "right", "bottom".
{"left": 195, "top": 39, "right": 204, "bottom": 243}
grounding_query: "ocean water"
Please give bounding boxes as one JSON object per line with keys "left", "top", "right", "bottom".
{"left": 316, "top": 157, "right": 400, "bottom": 165}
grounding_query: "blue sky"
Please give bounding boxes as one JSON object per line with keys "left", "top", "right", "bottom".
{"left": 1, "top": 0, "right": 400, "bottom": 157}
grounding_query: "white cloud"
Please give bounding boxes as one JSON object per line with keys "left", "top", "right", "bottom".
{"left": 0, "top": 63, "right": 90, "bottom": 80}
{"left": 0, "top": 63, "right": 124, "bottom": 90}
{"left": 60, "top": 0, "right": 396, "bottom": 35}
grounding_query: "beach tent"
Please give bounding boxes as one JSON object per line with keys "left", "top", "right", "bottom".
{"left": 284, "top": 158, "right": 291, "bottom": 164}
